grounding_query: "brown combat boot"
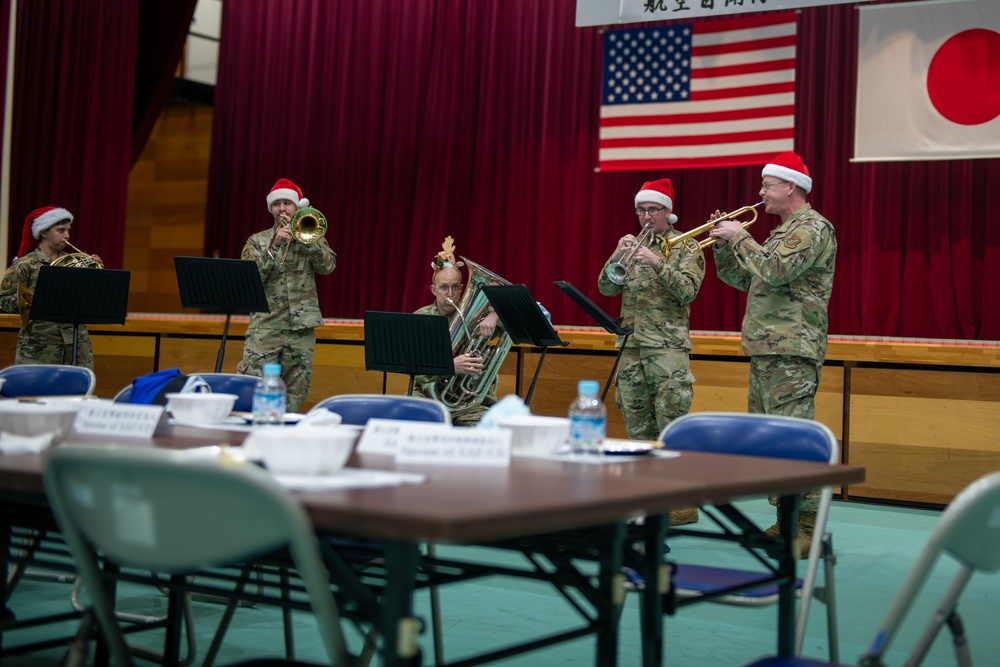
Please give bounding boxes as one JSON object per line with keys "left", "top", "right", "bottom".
{"left": 764, "top": 510, "right": 816, "bottom": 559}
{"left": 669, "top": 507, "right": 699, "bottom": 526}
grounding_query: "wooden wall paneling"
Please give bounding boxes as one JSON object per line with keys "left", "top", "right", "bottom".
{"left": 848, "top": 367, "right": 1000, "bottom": 504}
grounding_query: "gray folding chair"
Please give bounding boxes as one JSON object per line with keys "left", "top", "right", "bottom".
{"left": 44, "top": 445, "right": 349, "bottom": 666}
{"left": 746, "top": 470, "right": 1000, "bottom": 667}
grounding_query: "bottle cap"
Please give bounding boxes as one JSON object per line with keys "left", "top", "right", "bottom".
{"left": 577, "top": 380, "right": 599, "bottom": 397}
{"left": 263, "top": 363, "right": 282, "bottom": 376}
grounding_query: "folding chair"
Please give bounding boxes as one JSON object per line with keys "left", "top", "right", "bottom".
{"left": 0, "top": 364, "right": 96, "bottom": 398}
{"left": 114, "top": 372, "right": 259, "bottom": 412}
{"left": 658, "top": 412, "right": 840, "bottom": 661}
{"left": 44, "top": 445, "right": 349, "bottom": 666}
{"left": 746, "top": 470, "right": 1000, "bottom": 667}
{"left": 310, "top": 393, "right": 452, "bottom": 425}
{"left": 310, "top": 392, "right": 450, "bottom": 665}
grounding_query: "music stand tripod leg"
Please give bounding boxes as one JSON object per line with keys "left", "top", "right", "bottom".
{"left": 601, "top": 333, "right": 629, "bottom": 402}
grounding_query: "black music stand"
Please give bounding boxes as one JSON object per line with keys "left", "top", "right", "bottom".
{"left": 481, "top": 284, "right": 567, "bottom": 407}
{"left": 363, "top": 312, "right": 455, "bottom": 396}
{"left": 554, "top": 280, "right": 633, "bottom": 401}
{"left": 31, "top": 266, "right": 130, "bottom": 366}
{"left": 174, "top": 257, "right": 269, "bottom": 372}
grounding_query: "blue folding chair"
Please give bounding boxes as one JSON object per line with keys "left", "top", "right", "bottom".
{"left": 658, "top": 412, "right": 840, "bottom": 661}
{"left": 0, "top": 364, "right": 96, "bottom": 398}
{"left": 310, "top": 393, "right": 452, "bottom": 425}
{"left": 746, "top": 470, "right": 1000, "bottom": 667}
{"left": 114, "top": 372, "right": 258, "bottom": 412}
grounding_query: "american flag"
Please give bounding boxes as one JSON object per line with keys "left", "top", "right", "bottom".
{"left": 598, "top": 12, "right": 797, "bottom": 171}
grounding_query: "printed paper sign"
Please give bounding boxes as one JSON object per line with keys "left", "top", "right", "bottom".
{"left": 74, "top": 402, "right": 165, "bottom": 439}
{"left": 356, "top": 418, "right": 445, "bottom": 455}
{"left": 396, "top": 425, "right": 512, "bottom": 467}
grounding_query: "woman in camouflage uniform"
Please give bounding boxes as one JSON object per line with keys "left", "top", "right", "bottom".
{"left": 0, "top": 207, "right": 97, "bottom": 369}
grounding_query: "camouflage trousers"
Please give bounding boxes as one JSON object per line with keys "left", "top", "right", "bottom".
{"left": 237, "top": 327, "right": 316, "bottom": 412}
{"left": 750, "top": 355, "right": 823, "bottom": 513}
{"left": 615, "top": 347, "right": 694, "bottom": 441}
{"left": 15, "top": 327, "right": 94, "bottom": 371}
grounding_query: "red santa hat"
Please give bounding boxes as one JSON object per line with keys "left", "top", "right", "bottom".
{"left": 16, "top": 206, "right": 73, "bottom": 258}
{"left": 634, "top": 178, "right": 678, "bottom": 225}
{"left": 265, "top": 178, "right": 310, "bottom": 211}
{"left": 762, "top": 151, "right": 812, "bottom": 193}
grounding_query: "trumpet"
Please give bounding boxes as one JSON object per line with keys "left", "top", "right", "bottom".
{"left": 605, "top": 222, "right": 654, "bottom": 285}
{"left": 51, "top": 241, "right": 104, "bottom": 269}
{"left": 664, "top": 201, "right": 765, "bottom": 253}
{"left": 276, "top": 207, "right": 328, "bottom": 267}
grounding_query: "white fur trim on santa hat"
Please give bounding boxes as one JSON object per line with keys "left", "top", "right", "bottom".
{"left": 634, "top": 191, "right": 678, "bottom": 225}
{"left": 762, "top": 164, "right": 812, "bottom": 193}
{"left": 266, "top": 189, "right": 309, "bottom": 210}
{"left": 31, "top": 208, "right": 73, "bottom": 239}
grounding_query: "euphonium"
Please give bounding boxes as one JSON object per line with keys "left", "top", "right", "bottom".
{"left": 279, "top": 207, "right": 328, "bottom": 267}
{"left": 605, "top": 222, "right": 655, "bottom": 286}
{"left": 427, "top": 257, "right": 513, "bottom": 419}
{"left": 51, "top": 242, "right": 104, "bottom": 269}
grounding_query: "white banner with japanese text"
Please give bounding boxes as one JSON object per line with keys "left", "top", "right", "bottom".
{"left": 577, "top": 0, "right": 859, "bottom": 26}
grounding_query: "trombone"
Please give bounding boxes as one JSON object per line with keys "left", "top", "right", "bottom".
{"left": 665, "top": 201, "right": 765, "bottom": 253}
{"left": 275, "top": 207, "right": 328, "bottom": 267}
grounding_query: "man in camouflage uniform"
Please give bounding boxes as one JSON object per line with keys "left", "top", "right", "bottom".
{"left": 413, "top": 240, "right": 500, "bottom": 427}
{"left": 709, "top": 151, "right": 837, "bottom": 551}
{"left": 0, "top": 207, "right": 96, "bottom": 370}
{"left": 238, "top": 179, "right": 336, "bottom": 412}
{"left": 599, "top": 178, "right": 705, "bottom": 525}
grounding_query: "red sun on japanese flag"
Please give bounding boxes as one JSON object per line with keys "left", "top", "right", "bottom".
{"left": 926, "top": 28, "right": 1000, "bottom": 125}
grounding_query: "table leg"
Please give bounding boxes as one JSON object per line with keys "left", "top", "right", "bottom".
{"left": 640, "top": 514, "right": 668, "bottom": 667}
{"left": 596, "top": 523, "right": 626, "bottom": 666}
{"left": 381, "top": 540, "right": 422, "bottom": 667}
{"left": 776, "top": 495, "right": 800, "bottom": 656}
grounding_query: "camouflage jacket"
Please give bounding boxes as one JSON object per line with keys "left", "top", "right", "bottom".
{"left": 241, "top": 225, "right": 336, "bottom": 330}
{"left": 0, "top": 247, "right": 93, "bottom": 356}
{"left": 597, "top": 230, "right": 705, "bottom": 350}
{"left": 714, "top": 204, "right": 836, "bottom": 360}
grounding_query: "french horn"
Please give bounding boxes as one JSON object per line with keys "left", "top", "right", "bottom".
{"left": 427, "top": 257, "right": 513, "bottom": 419}
{"left": 51, "top": 242, "right": 104, "bottom": 269}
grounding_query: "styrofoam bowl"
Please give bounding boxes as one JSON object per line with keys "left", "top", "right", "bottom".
{"left": 166, "top": 393, "right": 238, "bottom": 424}
{"left": 496, "top": 415, "right": 570, "bottom": 455}
{"left": 0, "top": 401, "right": 79, "bottom": 439}
{"left": 249, "top": 426, "right": 356, "bottom": 476}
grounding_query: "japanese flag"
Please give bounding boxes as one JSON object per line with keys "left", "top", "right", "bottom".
{"left": 854, "top": 0, "right": 1000, "bottom": 161}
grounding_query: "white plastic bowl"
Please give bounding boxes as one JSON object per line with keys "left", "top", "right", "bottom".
{"left": 496, "top": 415, "right": 570, "bottom": 455}
{"left": 248, "top": 426, "right": 356, "bottom": 476}
{"left": 165, "top": 393, "right": 238, "bottom": 424}
{"left": 0, "top": 401, "right": 79, "bottom": 440}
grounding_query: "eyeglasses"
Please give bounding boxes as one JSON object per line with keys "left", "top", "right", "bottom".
{"left": 760, "top": 180, "right": 788, "bottom": 192}
{"left": 436, "top": 284, "right": 462, "bottom": 294}
{"left": 635, "top": 206, "right": 666, "bottom": 217}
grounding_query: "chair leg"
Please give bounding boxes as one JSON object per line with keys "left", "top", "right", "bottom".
{"left": 426, "top": 544, "right": 445, "bottom": 667}
{"left": 821, "top": 534, "right": 840, "bottom": 664}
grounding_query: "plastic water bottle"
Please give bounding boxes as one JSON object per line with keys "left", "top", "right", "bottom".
{"left": 568, "top": 380, "right": 606, "bottom": 455}
{"left": 252, "top": 363, "right": 287, "bottom": 426}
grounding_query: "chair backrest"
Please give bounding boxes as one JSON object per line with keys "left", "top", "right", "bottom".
{"left": 0, "top": 364, "right": 96, "bottom": 398}
{"left": 310, "top": 393, "right": 451, "bottom": 425}
{"left": 112, "top": 372, "right": 258, "bottom": 412}
{"left": 862, "top": 470, "right": 1000, "bottom": 665}
{"left": 660, "top": 412, "right": 837, "bottom": 465}
{"left": 44, "top": 446, "right": 347, "bottom": 666}
{"left": 660, "top": 412, "right": 838, "bottom": 656}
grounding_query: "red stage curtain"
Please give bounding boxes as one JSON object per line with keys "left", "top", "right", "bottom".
{"left": 4, "top": 0, "right": 139, "bottom": 268}
{"left": 207, "top": 0, "right": 1000, "bottom": 340}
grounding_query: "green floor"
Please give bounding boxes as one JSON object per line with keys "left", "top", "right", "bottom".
{"left": 4, "top": 497, "right": 998, "bottom": 666}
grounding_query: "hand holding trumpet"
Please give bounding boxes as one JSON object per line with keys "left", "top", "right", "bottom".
{"left": 707, "top": 210, "right": 743, "bottom": 245}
